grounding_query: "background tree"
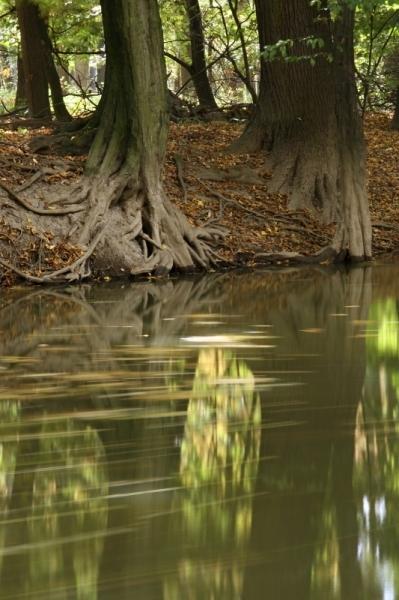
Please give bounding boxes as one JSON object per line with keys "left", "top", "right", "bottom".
{"left": 184, "top": 0, "right": 218, "bottom": 109}
{"left": 16, "top": 0, "right": 51, "bottom": 118}
{"left": 161, "top": 0, "right": 259, "bottom": 106}
{"left": 16, "top": 0, "right": 70, "bottom": 120}
{"left": 355, "top": 2, "right": 399, "bottom": 116}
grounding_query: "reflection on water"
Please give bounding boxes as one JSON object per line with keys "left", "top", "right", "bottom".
{"left": 164, "top": 350, "right": 261, "bottom": 599}
{"left": 1, "top": 267, "right": 399, "bottom": 597}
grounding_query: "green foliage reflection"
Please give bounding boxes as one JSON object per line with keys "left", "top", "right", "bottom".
{"left": 165, "top": 349, "right": 261, "bottom": 599}
{"left": 28, "top": 420, "right": 108, "bottom": 600}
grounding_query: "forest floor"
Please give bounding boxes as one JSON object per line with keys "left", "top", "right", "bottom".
{"left": 0, "top": 111, "right": 397, "bottom": 283}
{"left": 165, "top": 112, "right": 399, "bottom": 263}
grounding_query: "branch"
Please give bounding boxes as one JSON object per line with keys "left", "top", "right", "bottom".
{"left": 164, "top": 51, "right": 193, "bottom": 74}
{"left": 54, "top": 50, "right": 105, "bottom": 56}
{"left": 0, "top": 7, "right": 15, "bottom": 20}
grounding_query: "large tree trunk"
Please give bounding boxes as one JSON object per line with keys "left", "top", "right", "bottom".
{"left": 62, "top": 0, "right": 221, "bottom": 280}
{"left": 184, "top": 0, "right": 218, "bottom": 110}
{"left": 16, "top": 0, "right": 51, "bottom": 119}
{"left": 332, "top": 7, "right": 371, "bottom": 260}
{"left": 234, "top": 0, "right": 371, "bottom": 261}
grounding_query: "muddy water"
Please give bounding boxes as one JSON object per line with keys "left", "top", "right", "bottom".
{"left": 0, "top": 266, "right": 397, "bottom": 599}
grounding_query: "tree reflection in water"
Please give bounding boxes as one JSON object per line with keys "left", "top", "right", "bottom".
{"left": 0, "top": 400, "right": 20, "bottom": 579}
{"left": 351, "top": 296, "right": 399, "bottom": 598}
{"left": 2, "top": 270, "right": 399, "bottom": 598}
{"left": 0, "top": 416, "right": 108, "bottom": 600}
{"left": 28, "top": 420, "right": 108, "bottom": 600}
{"left": 164, "top": 349, "right": 261, "bottom": 600}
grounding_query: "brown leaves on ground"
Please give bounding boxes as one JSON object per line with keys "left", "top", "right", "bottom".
{"left": 0, "top": 126, "right": 84, "bottom": 188}
{"left": 365, "top": 113, "right": 399, "bottom": 254}
{"left": 165, "top": 121, "right": 333, "bottom": 262}
{"left": 0, "top": 112, "right": 397, "bottom": 284}
{"left": 166, "top": 112, "right": 399, "bottom": 262}
{"left": 0, "top": 217, "right": 83, "bottom": 285}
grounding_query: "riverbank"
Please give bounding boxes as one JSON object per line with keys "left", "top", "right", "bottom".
{"left": 165, "top": 112, "right": 399, "bottom": 262}
{"left": 0, "top": 112, "right": 397, "bottom": 284}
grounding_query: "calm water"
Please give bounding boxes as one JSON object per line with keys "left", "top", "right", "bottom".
{"left": 0, "top": 266, "right": 398, "bottom": 599}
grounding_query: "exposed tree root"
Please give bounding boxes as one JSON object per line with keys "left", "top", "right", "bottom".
{"left": 0, "top": 169, "right": 227, "bottom": 284}
{"left": 195, "top": 178, "right": 327, "bottom": 245}
{"left": 252, "top": 246, "right": 350, "bottom": 267}
{"left": 191, "top": 163, "right": 265, "bottom": 185}
{"left": 0, "top": 224, "right": 106, "bottom": 283}
{"left": 0, "top": 180, "right": 84, "bottom": 216}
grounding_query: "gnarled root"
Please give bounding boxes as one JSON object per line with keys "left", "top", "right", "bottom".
{"left": 0, "top": 173, "right": 226, "bottom": 284}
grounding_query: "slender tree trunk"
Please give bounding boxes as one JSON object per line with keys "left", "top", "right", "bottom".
{"left": 74, "top": 57, "right": 91, "bottom": 90}
{"left": 184, "top": 0, "right": 218, "bottom": 110}
{"left": 14, "top": 54, "right": 27, "bottom": 110}
{"left": 36, "top": 15, "right": 72, "bottom": 122}
{"left": 391, "top": 86, "right": 399, "bottom": 130}
{"left": 17, "top": 0, "right": 70, "bottom": 121}
{"left": 16, "top": 0, "right": 51, "bottom": 119}
{"left": 64, "top": 0, "right": 221, "bottom": 279}
{"left": 234, "top": 0, "right": 371, "bottom": 260}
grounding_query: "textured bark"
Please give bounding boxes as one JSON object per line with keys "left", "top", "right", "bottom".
{"left": 60, "top": 0, "right": 222, "bottom": 280}
{"left": 14, "top": 54, "right": 26, "bottom": 110}
{"left": 391, "top": 86, "right": 399, "bottom": 130}
{"left": 234, "top": 0, "right": 371, "bottom": 260}
{"left": 37, "top": 15, "right": 71, "bottom": 122}
{"left": 185, "top": 0, "right": 218, "bottom": 110}
{"left": 17, "top": 0, "right": 70, "bottom": 121}
{"left": 17, "top": 0, "right": 51, "bottom": 119}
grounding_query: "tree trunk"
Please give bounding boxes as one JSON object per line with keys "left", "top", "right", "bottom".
{"left": 62, "top": 0, "right": 222, "bottom": 280}
{"left": 36, "top": 15, "right": 72, "bottom": 122}
{"left": 74, "top": 57, "right": 91, "bottom": 90}
{"left": 17, "top": 0, "right": 70, "bottom": 121}
{"left": 184, "top": 0, "right": 218, "bottom": 110}
{"left": 14, "top": 54, "right": 27, "bottom": 110}
{"left": 16, "top": 0, "right": 51, "bottom": 119}
{"left": 391, "top": 86, "right": 399, "bottom": 130}
{"left": 234, "top": 0, "right": 371, "bottom": 261}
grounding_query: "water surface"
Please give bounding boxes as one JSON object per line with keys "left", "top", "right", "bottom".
{"left": 0, "top": 266, "right": 398, "bottom": 599}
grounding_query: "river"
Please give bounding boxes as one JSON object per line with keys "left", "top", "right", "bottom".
{"left": 0, "top": 265, "right": 397, "bottom": 599}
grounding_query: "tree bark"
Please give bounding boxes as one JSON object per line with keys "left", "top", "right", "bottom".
{"left": 184, "top": 0, "right": 218, "bottom": 110}
{"left": 391, "top": 86, "right": 399, "bottom": 130}
{"left": 17, "top": 0, "right": 70, "bottom": 121}
{"left": 62, "top": 0, "right": 222, "bottom": 280}
{"left": 16, "top": 0, "right": 51, "bottom": 119}
{"left": 234, "top": 0, "right": 371, "bottom": 261}
{"left": 14, "top": 54, "right": 27, "bottom": 110}
{"left": 36, "top": 15, "right": 72, "bottom": 122}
